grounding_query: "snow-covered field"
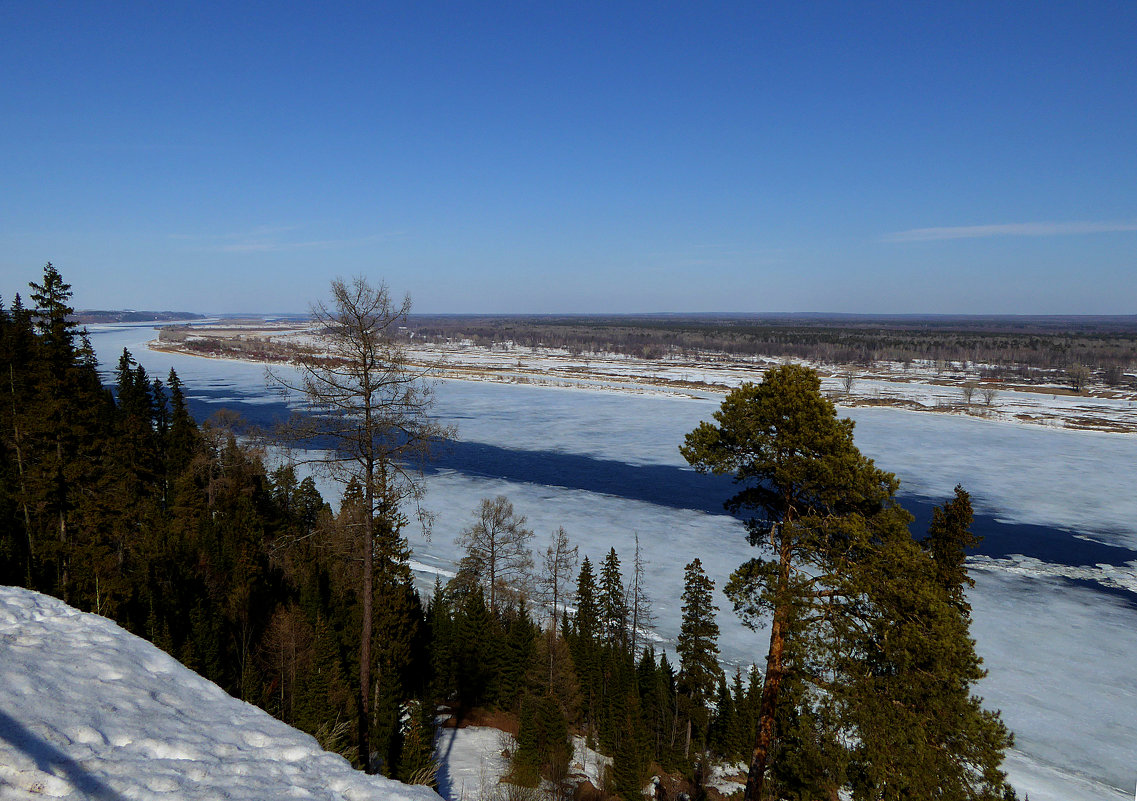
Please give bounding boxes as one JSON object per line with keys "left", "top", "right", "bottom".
{"left": 79, "top": 324, "right": 1137, "bottom": 801}
{"left": 0, "top": 586, "right": 442, "bottom": 801}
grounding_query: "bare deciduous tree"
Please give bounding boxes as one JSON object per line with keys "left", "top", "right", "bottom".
{"left": 269, "top": 275, "right": 449, "bottom": 772}
{"left": 538, "top": 525, "right": 578, "bottom": 632}
{"left": 535, "top": 526, "right": 579, "bottom": 691}
{"left": 455, "top": 495, "right": 535, "bottom": 612}
{"left": 961, "top": 381, "right": 977, "bottom": 406}
{"left": 259, "top": 603, "right": 315, "bottom": 724}
{"left": 980, "top": 386, "right": 998, "bottom": 408}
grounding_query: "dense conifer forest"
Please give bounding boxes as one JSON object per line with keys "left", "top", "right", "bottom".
{"left": 1, "top": 264, "right": 1016, "bottom": 800}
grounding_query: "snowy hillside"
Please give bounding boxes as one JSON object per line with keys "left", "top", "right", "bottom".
{"left": 0, "top": 587, "right": 442, "bottom": 801}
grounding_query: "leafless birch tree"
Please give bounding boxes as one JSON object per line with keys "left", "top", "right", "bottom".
{"left": 537, "top": 526, "right": 578, "bottom": 689}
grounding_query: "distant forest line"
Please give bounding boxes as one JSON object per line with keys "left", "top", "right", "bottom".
{"left": 405, "top": 313, "right": 1137, "bottom": 385}
{"left": 74, "top": 310, "right": 206, "bottom": 324}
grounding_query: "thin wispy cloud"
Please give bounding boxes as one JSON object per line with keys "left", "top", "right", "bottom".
{"left": 884, "top": 220, "right": 1137, "bottom": 243}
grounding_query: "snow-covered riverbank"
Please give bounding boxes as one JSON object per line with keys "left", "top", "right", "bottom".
{"left": 148, "top": 321, "right": 1137, "bottom": 434}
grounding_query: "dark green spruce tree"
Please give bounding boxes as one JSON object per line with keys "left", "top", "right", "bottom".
{"left": 676, "top": 558, "right": 722, "bottom": 761}
{"left": 570, "top": 556, "right": 602, "bottom": 737}
{"left": 24, "top": 263, "right": 110, "bottom": 603}
{"left": 599, "top": 547, "right": 629, "bottom": 646}
{"left": 836, "top": 487, "right": 1013, "bottom": 800}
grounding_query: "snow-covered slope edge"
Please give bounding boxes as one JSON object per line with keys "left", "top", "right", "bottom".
{"left": 0, "top": 587, "right": 442, "bottom": 801}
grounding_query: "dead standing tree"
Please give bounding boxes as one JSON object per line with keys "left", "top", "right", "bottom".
{"left": 628, "top": 532, "right": 656, "bottom": 656}
{"left": 270, "top": 275, "right": 449, "bottom": 773}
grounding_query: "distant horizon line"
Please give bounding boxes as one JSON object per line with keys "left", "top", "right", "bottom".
{"left": 76, "top": 308, "right": 1137, "bottom": 322}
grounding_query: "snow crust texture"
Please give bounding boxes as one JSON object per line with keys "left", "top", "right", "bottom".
{"left": 0, "top": 587, "right": 442, "bottom": 801}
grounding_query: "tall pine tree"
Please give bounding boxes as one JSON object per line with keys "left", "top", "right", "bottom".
{"left": 684, "top": 365, "right": 1012, "bottom": 799}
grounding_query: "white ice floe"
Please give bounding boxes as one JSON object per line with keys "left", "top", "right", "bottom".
{"left": 0, "top": 586, "right": 442, "bottom": 801}
{"left": 968, "top": 553, "right": 1137, "bottom": 594}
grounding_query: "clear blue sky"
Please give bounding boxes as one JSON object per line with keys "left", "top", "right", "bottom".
{"left": 2, "top": 2, "right": 1134, "bottom": 314}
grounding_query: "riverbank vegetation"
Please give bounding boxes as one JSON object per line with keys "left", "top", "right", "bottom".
{"left": 405, "top": 314, "right": 1137, "bottom": 389}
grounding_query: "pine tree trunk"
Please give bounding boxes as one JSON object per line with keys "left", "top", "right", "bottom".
{"left": 744, "top": 542, "right": 792, "bottom": 801}
{"left": 745, "top": 617, "right": 784, "bottom": 801}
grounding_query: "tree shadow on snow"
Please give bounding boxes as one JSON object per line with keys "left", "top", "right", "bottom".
{"left": 0, "top": 710, "right": 123, "bottom": 799}
{"left": 432, "top": 724, "right": 459, "bottom": 800}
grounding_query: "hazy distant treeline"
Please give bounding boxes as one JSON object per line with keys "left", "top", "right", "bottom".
{"left": 406, "top": 314, "right": 1137, "bottom": 386}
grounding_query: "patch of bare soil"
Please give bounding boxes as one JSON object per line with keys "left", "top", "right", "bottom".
{"left": 438, "top": 705, "right": 521, "bottom": 735}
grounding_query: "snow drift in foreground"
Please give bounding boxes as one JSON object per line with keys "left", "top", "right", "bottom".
{"left": 0, "top": 587, "right": 442, "bottom": 801}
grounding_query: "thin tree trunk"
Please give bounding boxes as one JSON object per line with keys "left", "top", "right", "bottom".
{"left": 670, "top": 693, "right": 679, "bottom": 751}
{"left": 631, "top": 571, "right": 640, "bottom": 657}
{"left": 488, "top": 534, "right": 497, "bottom": 613}
{"left": 56, "top": 436, "right": 68, "bottom": 599}
{"left": 359, "top": 454, "right": 375, "bottom": 773}
{"left": 548, "top": 623, "right": 556, "bottom": 689}
{"left": 10, "top": 364, "right": 34, "bottom": 584}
